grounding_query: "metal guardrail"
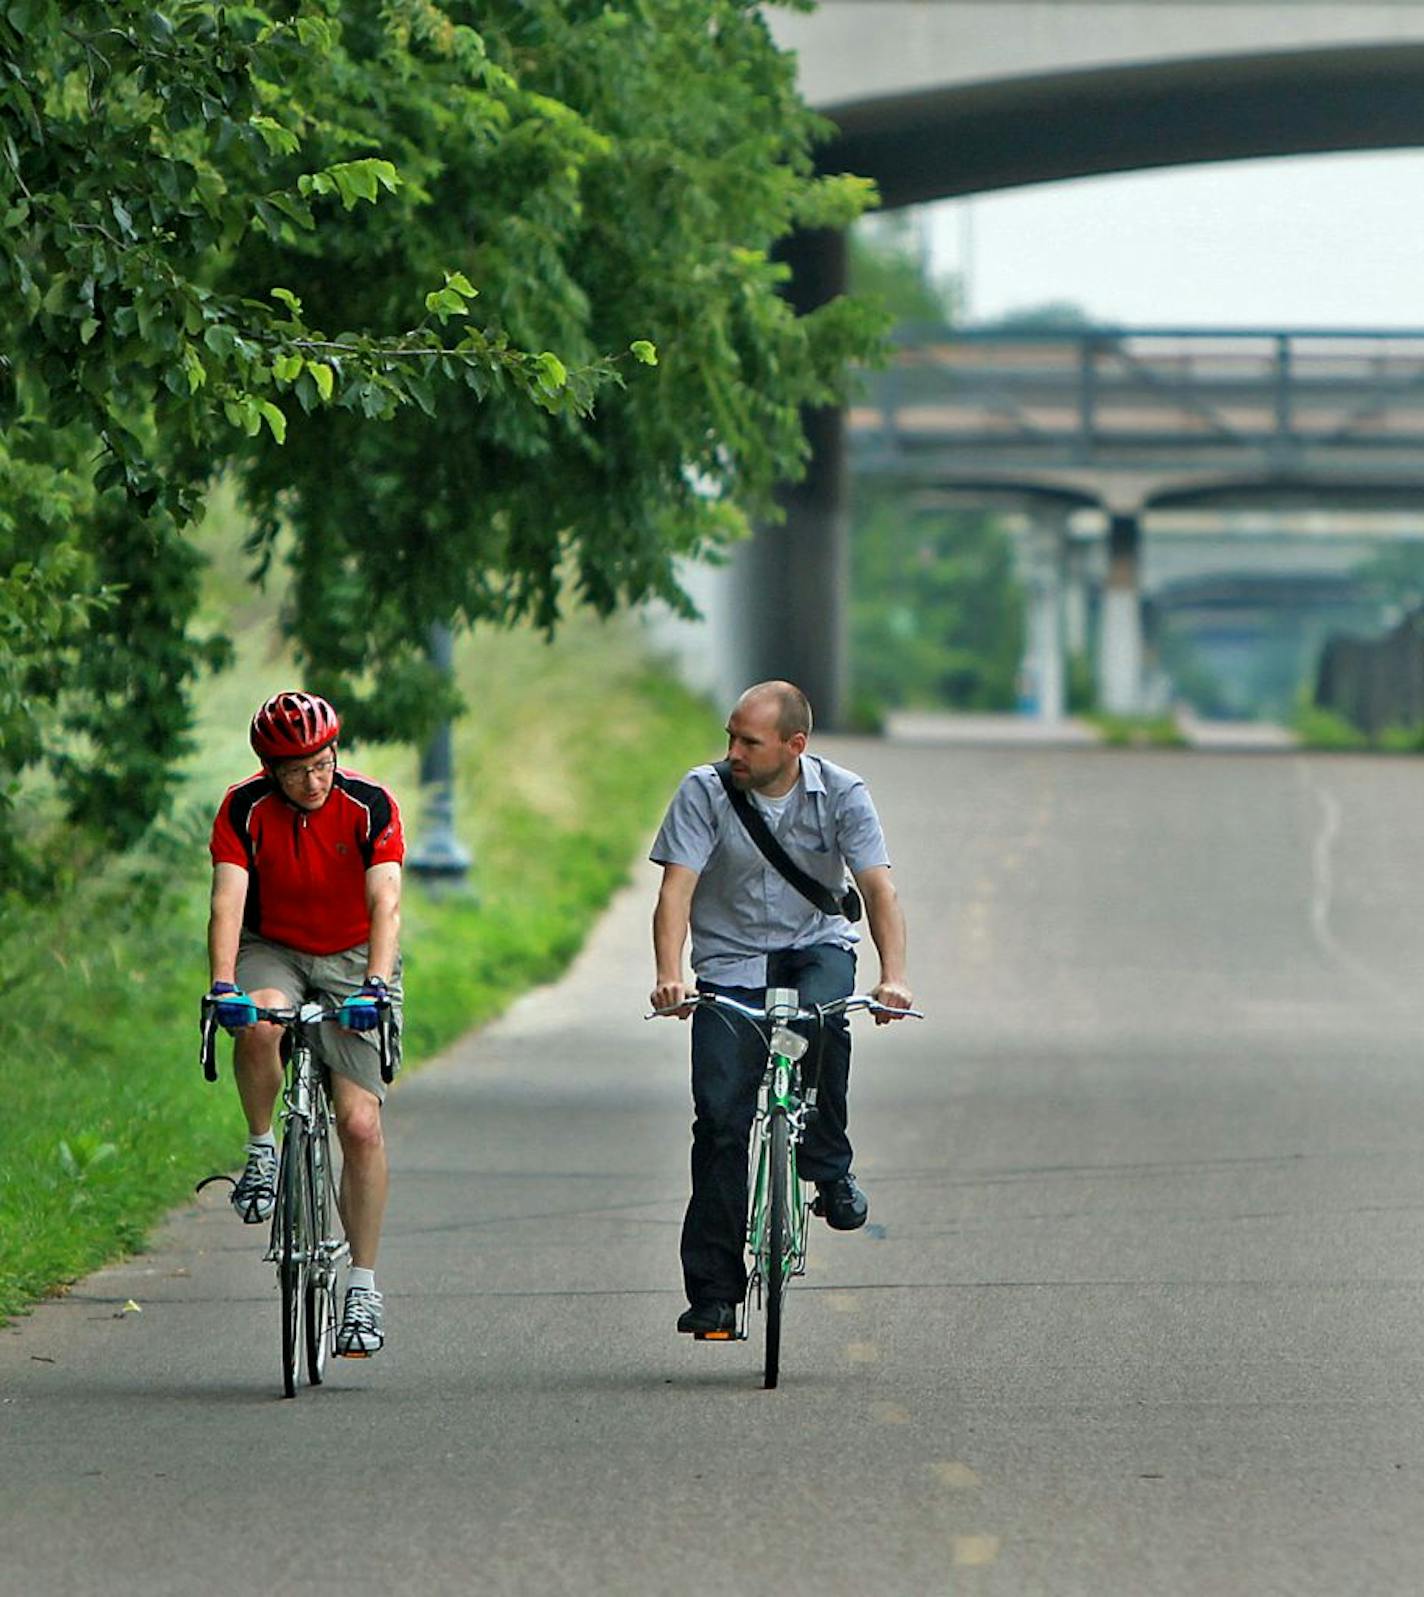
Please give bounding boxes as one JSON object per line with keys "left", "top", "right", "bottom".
{"left": 850, "top": 327, "right": 1424, "bottom": 476}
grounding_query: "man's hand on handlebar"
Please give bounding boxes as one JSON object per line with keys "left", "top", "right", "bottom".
{"left": 649, "top": 978, "right": 696, "bottom": 1020}
{"left": 869, "top": 979, "right": 914, "bottom": 1025}
{"left": 206, "top": 981, "right": 258, "bottom": 1033}
{"left": 339, "top": 976, "right": 388, "bottom": 1032}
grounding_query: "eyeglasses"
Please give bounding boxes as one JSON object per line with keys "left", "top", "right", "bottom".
{"left": 275, "top": 754, "right": 336, "bottom": 783}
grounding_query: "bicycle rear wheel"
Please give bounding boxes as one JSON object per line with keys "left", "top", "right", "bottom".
{"left": 303, "top": 1124, "right": 334, "bottom": 1386}
{"left": 764, "top": 1110, "right": 790, "bottom": 1390}
{"left": 277, "top": 1123, "right": 307, "bottom": 1399}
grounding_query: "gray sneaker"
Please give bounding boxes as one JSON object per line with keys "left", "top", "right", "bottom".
{"left": 230, "top": 1143, "right": 278, "bottom": 1224}
{"left": 336, "top": 1286, "right": 384, "bottom": 1358}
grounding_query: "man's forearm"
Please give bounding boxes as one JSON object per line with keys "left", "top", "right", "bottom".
{"left": 208, "top": 907, "right": 242, "bottom": 985}
{"left": 866, "top": 888, "right": 908, "bottom": 985}
{"left": 653, "top": 896, "right": 690, "bottom": 984}
{"left": 366, "top": 898, "right": 400, "bottom": 982}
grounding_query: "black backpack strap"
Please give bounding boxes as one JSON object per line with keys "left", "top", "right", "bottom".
{"left": 713, "top": 760, "right": 860, "bottom": 922}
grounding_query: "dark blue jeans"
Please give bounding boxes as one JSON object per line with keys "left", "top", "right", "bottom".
{"left": 681, "top": 944, "right": 856, "bottom": 1306}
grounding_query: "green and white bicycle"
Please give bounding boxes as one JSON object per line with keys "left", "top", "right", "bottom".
{"left": 654, "top": 988, "right": 921, "bottom": 1389}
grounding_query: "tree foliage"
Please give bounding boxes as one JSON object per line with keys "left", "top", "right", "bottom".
{"left": 849, "top": 213, "right": 957, "bottom": 328}
{"left": 850, "top": 491, "right": 1023, "bottom": 714}
{"left": 1, "top": 0, "right": 882, "bottom": 882}
{"left": 232, "top": 0, "right": 882, "bottom": 740}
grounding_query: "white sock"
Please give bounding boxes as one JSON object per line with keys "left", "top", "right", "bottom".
{"left": 247, "top": 1131, "right": 276, "bottom": 1151}
{"left": 348, "top": 1267, "right": 376, "bottom": 1294}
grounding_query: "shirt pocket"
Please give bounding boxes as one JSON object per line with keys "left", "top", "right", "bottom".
{"left": 788, "top": 816, "right": 832, "bottom": 854}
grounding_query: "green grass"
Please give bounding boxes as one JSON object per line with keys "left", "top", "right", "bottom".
{"left": 0, "top": 506, "right": 720, "bottom": 1321}
{"left": 1086, "top": 712, "right": 1188, "bottom": 749}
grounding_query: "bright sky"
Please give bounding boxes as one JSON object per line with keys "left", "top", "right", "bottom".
{"left": 927, "top": 149, "right": 1424, "bottom": 329}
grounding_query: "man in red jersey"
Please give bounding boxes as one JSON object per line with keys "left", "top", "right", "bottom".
{"left": 206, "top": 691, "right": 404, "bottom": 1358}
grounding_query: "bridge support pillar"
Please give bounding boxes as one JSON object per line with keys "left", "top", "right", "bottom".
{"left": 1099, "top": 513, "right": 1144, "bottom": 715}
{"left": 1024, "top": 512, "right": 1067, "bottom": 722}
{"left": 729, "top": 226, "right": 849, "bottom": 726}
{"left": 1064, "top": 534, "right": 1090, "bottom": 662}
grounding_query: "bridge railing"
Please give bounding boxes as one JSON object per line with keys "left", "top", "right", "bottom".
{"left": 850, "top": 327, "right": 1424, "bottom": 469}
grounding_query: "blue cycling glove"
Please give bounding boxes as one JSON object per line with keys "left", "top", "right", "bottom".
{"left": 339, "top": 976, "right": 387, "bottom": 1033}
{"left": 208, "top": 981, "right": 257, "bottom": 1032}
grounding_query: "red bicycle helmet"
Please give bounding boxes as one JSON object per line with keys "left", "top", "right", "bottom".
{"left": 249, "top": 691, "right": 341, "bottom": 761}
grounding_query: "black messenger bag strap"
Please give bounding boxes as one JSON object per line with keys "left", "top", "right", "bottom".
{"left": 713, "top": 760, "right": 861, "bottom": 923}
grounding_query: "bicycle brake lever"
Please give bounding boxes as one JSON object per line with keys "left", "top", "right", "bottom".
{"left": 199, "top": 1001, "right": 219, "bottom": 1083}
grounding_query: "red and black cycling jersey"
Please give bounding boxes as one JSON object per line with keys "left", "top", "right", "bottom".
{"left": 209, "top": 768, "right": 405, "bottom": 956}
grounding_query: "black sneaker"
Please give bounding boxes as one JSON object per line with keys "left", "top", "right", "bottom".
{"left": 677, "top": 1301, "right": 737, "bottom": 1337}
{"left": 814, "top": 1174, "right": 868, "bottom": 1231}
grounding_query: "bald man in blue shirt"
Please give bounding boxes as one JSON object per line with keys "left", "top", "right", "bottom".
{"left": 650, "top": 680, "right": 913, "bottom": 1336}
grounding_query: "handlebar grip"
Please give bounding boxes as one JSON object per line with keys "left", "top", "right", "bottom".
{"left": 199, "top": 1002, "right": 218, "bottom": 1083}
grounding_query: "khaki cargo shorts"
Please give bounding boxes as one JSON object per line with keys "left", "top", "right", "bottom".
{"left": 236, "top": 930, "right": 404, "bottom": 1101}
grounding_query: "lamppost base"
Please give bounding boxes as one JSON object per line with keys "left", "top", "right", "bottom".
{"left": 407, "top": 833, "right": 475, "bottom": 897}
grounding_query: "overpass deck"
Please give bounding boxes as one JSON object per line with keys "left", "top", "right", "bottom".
{"left": 850, "top": 328, "right": 1424, "bottom": 504}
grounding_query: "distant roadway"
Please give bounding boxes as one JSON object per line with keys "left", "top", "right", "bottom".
{"left": 4, "top": 738, "right": 1424, "bottom": 1595}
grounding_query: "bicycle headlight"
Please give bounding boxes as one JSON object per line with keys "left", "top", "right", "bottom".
{"left": 771, "top": 1025, "right": 808, "bottom": 1061}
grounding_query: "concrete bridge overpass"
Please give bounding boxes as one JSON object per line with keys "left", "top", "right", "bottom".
{"left": 701, "top": 1, "right": 1424, "bottom": 726}
{"left": 850, "top": 326, "right": 1424, "bottom": 711}
{"left": 772, "top": 2, "right": 1424, "bottom": 203}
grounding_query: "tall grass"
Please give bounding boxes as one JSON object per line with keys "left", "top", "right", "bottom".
{"left": 1, "top": 504, "right": 720, "bottom": 1320}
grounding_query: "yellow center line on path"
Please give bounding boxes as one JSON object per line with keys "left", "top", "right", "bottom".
{"left": 930, "top": 1461, "right": 982, "bottom": 1490}
{"left": 870, "top": 1402, "right": 911, "bottom": 1424}
{"left": 845, "top": 1341, "right": 879, "bottom": 1364}
{"left": 824, "top": 1292, "right": 859, "bottom": 1313}
{"left": 952, "top": 1535, "right": 1001, "bottom": 1568}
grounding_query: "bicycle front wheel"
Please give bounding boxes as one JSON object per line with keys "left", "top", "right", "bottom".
{"left": 303, "top": 1124, "right": 334, "bottom": 1386}
{"left": 764, "top": 1110, "right": 790, "bottom": 1390}
{"left": 277, "top": 1123, "right": 308, "bottom": 1399}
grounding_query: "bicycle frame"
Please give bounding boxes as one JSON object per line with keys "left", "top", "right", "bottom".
{"left": 744, "top": 1038, "right": 814, "bottom": 1331}
{"left": 265, "top": 1008, "right": 347, "bottom": 1281}
{"left": 198, "top": 993, "right": 393, "bottom": 1395}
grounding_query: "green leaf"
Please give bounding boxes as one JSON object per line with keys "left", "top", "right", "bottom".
{"left": 308, "top": 361, "right": 334, "bottom": 403}
{"left": 534, "top": 352, "right": 568, "bottom": 393}
{"left": 630, "top": 340, "right": 658, "bottom": 366}
{"left": 250, "top": 116, "right": 300, "bottom": 157}
{"left": 257, "top": 401, "right": 287, "bottom": 444}
{"left": 424, "top": 287, "right": 468, "bottom": 321}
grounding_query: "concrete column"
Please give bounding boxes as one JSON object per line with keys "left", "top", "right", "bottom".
{"left": 1023, "top": 511, "right": 1067, "bottom": 722}
{"left": 1099, "top": 512, "right": 1144, "bottom": 715}
{"left": 733, "top": 225, "right": 849, "bottom": 727}
{"left": 1063, "top": 534, "right": 1090, "bottom": 660}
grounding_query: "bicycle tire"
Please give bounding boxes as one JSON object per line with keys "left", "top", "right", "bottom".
{"left": 764, "top": 1110, "right": 789, "bottom": 1390}
{"left": 303, "top": 1124, "right": 333, "bottom": 1386}
{"left": 278, "top": 1124, "right": 306, "bottom": 1399}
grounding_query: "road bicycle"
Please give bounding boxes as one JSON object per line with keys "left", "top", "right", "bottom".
{"left": 651, "top": 988, "right": 921, "bottom": 1389}
{"left": 197, "top": 996, "right": 393, "bottom": 1398}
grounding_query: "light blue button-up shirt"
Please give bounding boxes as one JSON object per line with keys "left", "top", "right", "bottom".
{"left": 650, "top": 754, "right": 891, "bottom": 987}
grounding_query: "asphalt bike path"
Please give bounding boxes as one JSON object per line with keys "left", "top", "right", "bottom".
{"left": 5, "top": 738, "right": 1424, "bottom": 1594}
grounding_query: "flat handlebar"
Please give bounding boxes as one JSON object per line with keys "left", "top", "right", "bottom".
{"left": 644, "top": 992, "right": 923, "bottom": 1022}
{"left": 199, "top": 995, "right": 395, "bottom": 1085}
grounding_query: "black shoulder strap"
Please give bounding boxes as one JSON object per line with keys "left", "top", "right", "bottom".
{"left": 713, "top": 760, "right": 847, "bottom": 920}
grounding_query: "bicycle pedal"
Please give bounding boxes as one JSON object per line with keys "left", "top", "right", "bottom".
{"left": 694, "top": 1329, "right": 736, "bottom": 1341}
